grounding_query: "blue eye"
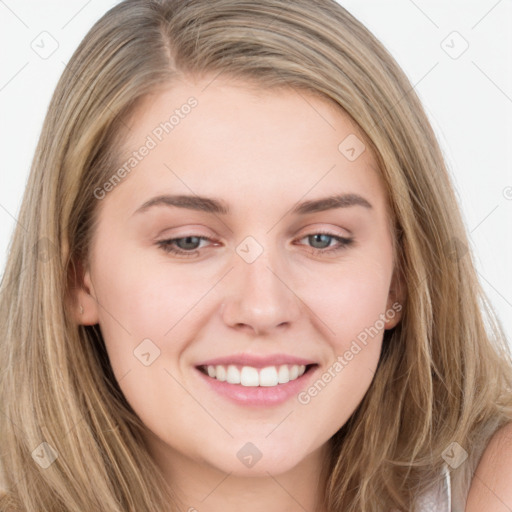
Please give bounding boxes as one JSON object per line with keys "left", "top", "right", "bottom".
{"left": 301, "top": 233, "right": 353, "bottom": 252}
{"left": 157, "top": 236, "right": 209, "bottom": 257}
{"left": 157, "top": 232, "right": 353, "bottom": 258}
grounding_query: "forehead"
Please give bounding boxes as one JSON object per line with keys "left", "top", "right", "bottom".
{"left": 103, "top": 76, "right": 387, "bottom": 218}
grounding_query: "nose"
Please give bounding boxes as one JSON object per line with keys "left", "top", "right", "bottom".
{"left": 221, "top": 245, "right": 302, "bottom": 336}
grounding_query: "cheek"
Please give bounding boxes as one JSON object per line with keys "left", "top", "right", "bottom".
{"left": 90, "top": 247, "right": 207, "bottom": 430}
{"left": 293, "top": 250, "right": 394, "bottom": 424}
{"left": 95, "top": 232, "right": 202, "bottom": 312}
{"left": 90, "top": 239, "right": 209, "bottom": 373}
{"left": 300, "top": 256, "right": 392, "bottom": 346}
{"left": 295, "top": 267, "right": 390, "bottom": 427}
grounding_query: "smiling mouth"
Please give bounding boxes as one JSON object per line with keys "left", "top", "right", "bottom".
{"left": 196, "top": 363, "right": 318, "bottom": 387}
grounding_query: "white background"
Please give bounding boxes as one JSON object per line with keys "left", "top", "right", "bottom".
{"left": 0, "top": 1, "right": 511, "bottom": 341}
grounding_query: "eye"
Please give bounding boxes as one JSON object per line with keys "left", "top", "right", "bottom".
{"left": 156, "top": 235, "right": 213, "bottom": 258}
{"left": 296, "top": 232, "right": 354, "bottom": 254}
{"left": 156, "top": 231, "right": 353, "bottom": 258}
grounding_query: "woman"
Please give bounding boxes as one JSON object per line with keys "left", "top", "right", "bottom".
{"left": 1, "top": 0, "right": 511, "bottom": 510}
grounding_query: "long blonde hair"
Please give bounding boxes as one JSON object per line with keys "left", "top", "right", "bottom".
{"left": 1, "top": 0, "right": 511, "bottom": 510}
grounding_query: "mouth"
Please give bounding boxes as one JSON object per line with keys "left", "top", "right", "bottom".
{"left": 193, "top": 353, "right": 320, "bottom": 406}
{"left": 196, "top": 363, "right": 318, "bottom": 387}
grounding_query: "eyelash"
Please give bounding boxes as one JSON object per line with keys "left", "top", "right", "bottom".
{"left": 156, "top": 231, "right": 354, "bottom": 258}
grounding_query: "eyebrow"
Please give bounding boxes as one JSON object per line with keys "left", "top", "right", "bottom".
{"left": 133, "top": 193, "right": 373, "bottom": 216}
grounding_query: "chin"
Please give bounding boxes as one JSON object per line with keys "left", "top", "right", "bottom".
{"left": 199, "top": 441, "right": 311, "bottom": 477}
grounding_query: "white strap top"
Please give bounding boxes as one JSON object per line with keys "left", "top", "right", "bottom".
{"left": 414, "top": 464, "right": 452, "bottom": 511}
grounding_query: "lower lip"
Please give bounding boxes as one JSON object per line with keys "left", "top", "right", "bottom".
{"left": 195, "top": 365, "right": 319, "bottom": 407}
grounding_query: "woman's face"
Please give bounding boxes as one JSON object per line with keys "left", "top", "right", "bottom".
{"left": 77, "top": 76, "right": 402, "bottom": 477}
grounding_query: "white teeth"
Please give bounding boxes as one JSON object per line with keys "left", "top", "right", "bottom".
{"left": 240, "top": 366, "right": 259, "bottom": 386}
{"left": 278, "top": 365, "right": 290, "bottom": 384}
{"left": 226, "top": 365, "right": 241, "bottom": 384}
{"left": 215, "top": 365, "right": 226, "bottom": 381}
{"left": 203, "top": 364, "right": 307, "bottom": 387}
{"left": 259, "top": 366, "right": 278, "bottom": 387}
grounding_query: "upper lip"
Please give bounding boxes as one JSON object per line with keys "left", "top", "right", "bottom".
{"left": 195, "top": 353, "right": 317, "bottom": 369}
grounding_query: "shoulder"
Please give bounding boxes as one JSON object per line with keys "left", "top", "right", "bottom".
{"left": 465, "top": 420, "right": 512, "bottom": 511}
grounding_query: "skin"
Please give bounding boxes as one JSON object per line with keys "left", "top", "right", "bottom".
{"left": 465, "top": 421, "right": 512, "bottom": 511}
{"left": 74, "top": 75, "right": 403, "bottom": 512}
